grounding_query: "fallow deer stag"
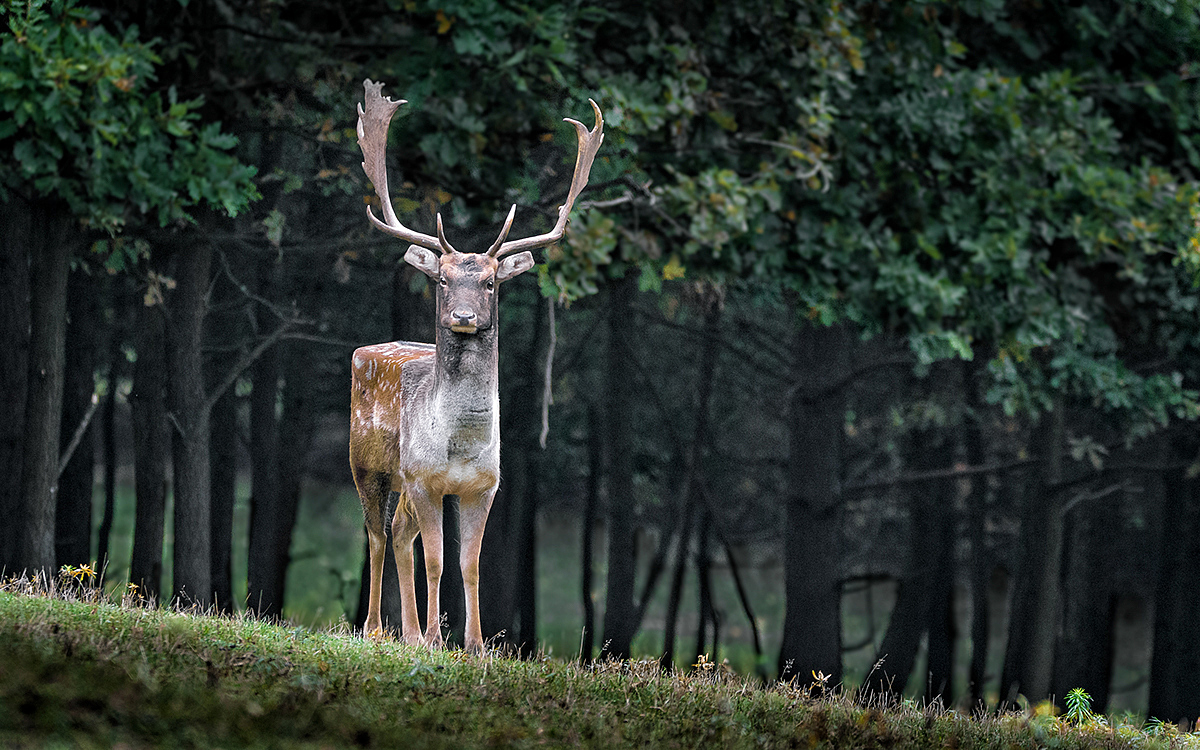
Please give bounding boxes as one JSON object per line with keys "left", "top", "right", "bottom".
{"left": 350, "top": 79, "right": 603, "bottom": 650}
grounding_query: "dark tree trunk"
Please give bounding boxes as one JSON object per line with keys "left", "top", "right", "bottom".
{"left": 97, "top": 343, "right": 118, "bottom": 575}
{"left": 18, "top": 205, "right": 72, "bottom": 577}
{"left": 1052, "top": 490, "right": 1117, "bottom": 710}
{"left": 207, "top": 259, "right": 244, "bottom": 613}
{"left": 661, "top": 503, "right": 695, "bottom": 669}
{"left": 0, "top": 199, "right": 30, "bottom": 573}
{"left": 55, "top": 264, "right": 99, "bottom": 569}
{"left": 778, "top": 321, "right": 850, "bottom": 686}
{"left": 479, "top": 460, "right": 514, "bottom": 641}
{"left": 247, "top": 256, "right": 284, "bottom": 616}
{"left": 513, "top": 296, "right": 549, "bottom": 654}
{"left": 580, "top": 402, "right": 601, "bottom": 663}
{"left": 600, "top": 272, "right": 638, "bottom": 660}
{"left": 272, "top": 338, "right": 318, "bottom": 617}
{"left": 863, "top": 423, "right": 954, "bottom": 701}
{"left": 924, "top": 557, "right": 957, "bottom": 704}
{"left": 999, "top": 406, "right": 1064, "bottom": 706}
{"left": 97, "top": 276, "right": 124, "bottom": 575}
{"left": 662, "top": 298, "right": 722, "bottom": 670}
{"left": 963, "top": 373, "right": 992, "bottom": 709}
{"left": 1147, "top": 444, "right": 1200, "bottom": 724}
{"left": 693, "top": 509, "right": 716, "bottom": 663}
{"left": 168, "top": 242, "right": 213, "bottom": 605}
{"left": 209, "top": 381, "right": 238, "bottom": 612}
{"left": 129, "top": 255, "right": 170, "bottom": 600}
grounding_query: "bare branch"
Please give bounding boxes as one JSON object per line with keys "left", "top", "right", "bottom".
{"left": 203, "top": 316, "right": 304, "bottom": 414}
{"left": 57, "top": 391, "right": 101, "bottom": 479}
{"left": 539, "top": 297, "right": 557, "bottom": 449}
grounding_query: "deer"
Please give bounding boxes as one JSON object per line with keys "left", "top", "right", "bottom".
{"left": 349, "top": 79, "right": 603, "bottom": 651}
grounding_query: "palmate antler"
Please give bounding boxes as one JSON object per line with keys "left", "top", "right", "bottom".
{"left": 357, "top": 79, "right": 604, "bottom": 257}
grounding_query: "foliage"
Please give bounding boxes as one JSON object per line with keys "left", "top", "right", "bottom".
{"left": 0, "top": 0, "right": 258, "bottom": 249}
{"left": 3, "top": 586, "right": 1196, "bottom": 749}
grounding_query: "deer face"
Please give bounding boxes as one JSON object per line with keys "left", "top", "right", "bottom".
{"left": 405, "top": 246, "right": 534, "bottom": 334}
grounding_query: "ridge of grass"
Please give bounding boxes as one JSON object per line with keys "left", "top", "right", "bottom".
{"left": 1, "top": 579, "right": 1197, "bottom": 749}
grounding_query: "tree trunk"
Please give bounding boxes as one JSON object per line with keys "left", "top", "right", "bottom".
{"left": 1051, "top": 488, "right": 1117, "bottom": 711}
{"left": 168, "top": 242, "right": 213, "bottom": 605}
{"left": 963, "top": 370, "right": 992, "bottom": 709}
{"left": 693, "top": 509, "right": 716, "bottom": 663}
{"left": 55, "top": 264, "right": 99, "bottom": 569}
{"left": 273, "top": 338, "right": 318, "bottom": 617}
{"left": 600, "top": 272, "right": 638, "bottom": 660}
{"left": 863, "top": 423, "right": 954, "bottom": 700}
{"left": 97, "top": 277, "right": 124, "bottom": 575}
{"left": 1147, "top": 442, "right": 1200, "bottom": 724}
{"left": 662, "top": 298, "right": 722, "bottom": 669}
{"left": 247, "top": 255, "right": 284, "bottom": 616}
{"left": 18, "top": 205, "right": 72, "bottom": 577}
{"left": 924, "top": 557, "right": 957, "bottom": 704}
{"left": 580, "top": 402, "right": 601, "bottom": 663}
{"left": 207, "top": 259, "right": 244, "bottom": 613}
{"left": 97, "top": 344, "right": 118, "bottom": 574}
{"left": 778, "top": 320, "right": 850, "bottom": 686}
{"left": 496, "top": 296, "right": 546, "bottom": 654}
{"left": 1000, "top": 405, "right": 1064, "bottom": 706}
{"left": 129, "top": 255, "right": 170, "bottom": 600}
{"left": 0, "top": 199, "right": 30, "bottom": 573}
{"left": 209, "top": 381, "right": 238, "bottom": 612}
{"left": 661, "top": 503, "right": 695, "bottom": 669}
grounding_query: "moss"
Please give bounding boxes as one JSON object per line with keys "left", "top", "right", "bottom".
{"left": 0, "top": 587, "right": 1196, "bottom": 749}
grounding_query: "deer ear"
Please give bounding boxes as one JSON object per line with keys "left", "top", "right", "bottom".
{"left": 404, "top": 245, "right": 440, "bottom": 278}
{"left": 496, "top": 251, "right": 535, "bottom": 282}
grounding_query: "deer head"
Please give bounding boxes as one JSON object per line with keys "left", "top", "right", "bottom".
{"left": 356, "top": 79, "right": 604, "bottom": 335}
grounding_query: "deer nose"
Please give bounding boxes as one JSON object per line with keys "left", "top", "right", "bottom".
{"left": 451, "top": 309, "right": 476, "bottom": 326}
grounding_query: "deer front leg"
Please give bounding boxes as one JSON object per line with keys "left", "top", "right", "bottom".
{"left": 411, "top": 485, "right": 446, "bottom": 648}
{"left": 459, "top": 487, "right": 496, "bottom": 653}
{"left": 389, "top": 484, "right": 423, "bottom": 646}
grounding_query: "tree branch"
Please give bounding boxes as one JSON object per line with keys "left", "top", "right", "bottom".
{"left": 57, "top": 391, "right": 101, "bottom": 480}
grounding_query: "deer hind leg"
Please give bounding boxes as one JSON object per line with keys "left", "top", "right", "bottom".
{"left": 389, "top": 478, "right": 423, "bottom": 646}
{"left": 352, "top": 466, "right": 390, "bottom": 638}
{"left": 459, "top": 487, "right": 497, "bottom": 653}
{"left": 409, "top": 483, "right": 445, "bottom": 648}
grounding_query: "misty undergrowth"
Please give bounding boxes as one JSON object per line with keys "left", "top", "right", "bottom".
{"left": 1, "top": 570, "right": 1197, "bottom": 749}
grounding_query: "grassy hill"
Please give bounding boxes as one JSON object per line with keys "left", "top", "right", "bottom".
{"left": 0, "top": 578, "right": 1196, "bottom": 749}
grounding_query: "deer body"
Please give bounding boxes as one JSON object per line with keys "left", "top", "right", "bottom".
{"left": 349, "top": 80, "right": 603, "bottom": 650}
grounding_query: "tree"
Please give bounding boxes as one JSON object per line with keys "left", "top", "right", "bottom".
{"left": 0, "top": 0, "right": 257, "bottom": 580}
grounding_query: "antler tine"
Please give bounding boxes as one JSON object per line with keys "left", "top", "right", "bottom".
{"left": 435, "top": 213, "right": 459, "bottom": 255}
{"left": 486, "top": 204, "right": 518, "bottom": 256}
{"left": 358, "top": 79, "right": 445, "bottom": 253}
{"left": 493, "top": 99, "right": 605, "bottom": 259}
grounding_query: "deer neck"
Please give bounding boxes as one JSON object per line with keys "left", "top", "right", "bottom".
{"left": 433, "top": 322, "right": 499, "bottom": 457}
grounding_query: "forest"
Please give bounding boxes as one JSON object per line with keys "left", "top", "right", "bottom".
{"left": 3, "top": 0, "right": 1200, "bottom": 726}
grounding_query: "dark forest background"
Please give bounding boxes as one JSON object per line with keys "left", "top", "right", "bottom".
{"left": 4, "top": 0, "right": 1200, "bottom": 724}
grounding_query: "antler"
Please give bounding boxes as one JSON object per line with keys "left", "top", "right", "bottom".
{"left": 357, "top": 79, "right": 455, "bottom": 254}
{"left": 488, "top": 99, "right": 605, "bottom": 259}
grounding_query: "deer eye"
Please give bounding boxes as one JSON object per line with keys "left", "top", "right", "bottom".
{"left": 439, "top": 276, "right": 447, "bottom": 287}
{"left": 486, "top": 279, "right": 494, "bottom": 291}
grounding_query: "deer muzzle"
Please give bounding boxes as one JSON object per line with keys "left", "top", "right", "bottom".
{"left": 450, "top": 309, "right": 478, "bottom": 334}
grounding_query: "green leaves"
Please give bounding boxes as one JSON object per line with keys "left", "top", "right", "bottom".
{"left": 0, "top": 0, "right": 258, "bottom": 238}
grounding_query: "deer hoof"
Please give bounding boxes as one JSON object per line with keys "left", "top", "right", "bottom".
{"left": 401, "top": 632, "right": 423, "bottom": 647}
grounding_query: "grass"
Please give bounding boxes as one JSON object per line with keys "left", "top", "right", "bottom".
{"left": 85, "top": 476, "right": 1152, "bottom": 712}
{"left": 2, "top": 577, "right": 1197, "bottom": 749}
